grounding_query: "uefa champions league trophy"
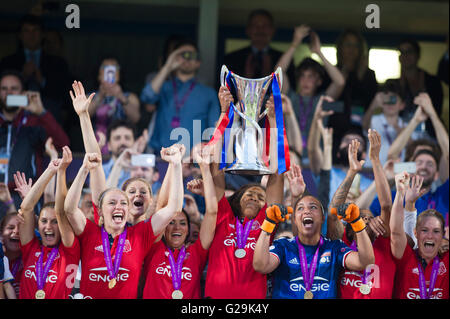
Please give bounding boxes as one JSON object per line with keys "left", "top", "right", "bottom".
{"left": 219, "top": 65, "right": 286, "bottom": 175}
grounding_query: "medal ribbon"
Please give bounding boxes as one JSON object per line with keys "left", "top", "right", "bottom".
{"left": 172, "top": 78, "right": 197, "bottom": 113}
{"left": 350, "top": 241, "right": 370, "bottom": 285}
{"left": 101, "top": 227, "right": 127, "bottom": 282}
{"left": 296, "top": 236, "right": 324, "bottom": 293}
{"left": 35, "top": 246, "right": 59, "bottom": 290}
{"left": 166, "top": 245, "right": 186, "bottom": 291}
{"left": 417, "top": 255, "right": 440, "bottom": 299}
{"left": 271, "top": 73, "right": 290, "bottom": 174}
{"left": 235, "top": 218, "right": 255, "bottom": 249}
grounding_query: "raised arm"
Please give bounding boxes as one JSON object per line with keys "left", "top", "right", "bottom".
{"left": 151, "top": 144, "right": 184, "bottom": 236}
{"left": 282, "top": 94, "right": 303, "bottom": 157}
{"left": 193, "top": 145, "right": 218, "bottom": 250}
{"left": 387, "top": 105, "right": 428, "bottom": 160}
{"left": 19, "top": 161, "right": 59, "bottom": 246}
{"left": 54, "top": 146, "right": 76, "bottom": 247}
{"left": 70, "top": 81, "right": 106, "bottom": 205}
{"left": 64, "top": 153, "right": 100, "bottom": 236}
{"left": 309, "top": 31, "right": 345, "bottom": 100}
{"left": 390, "top": 172, "right": 410, "bottom": 259}
{"left": 307, "top": 95, "right": 334, "bottom": 175}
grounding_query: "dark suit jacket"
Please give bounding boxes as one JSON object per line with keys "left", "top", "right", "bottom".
{"left": 0, "top": 49, "right": 72, "bottom": 122}
{"left": 223, "top": 46, "right": 296, "bottom": 90}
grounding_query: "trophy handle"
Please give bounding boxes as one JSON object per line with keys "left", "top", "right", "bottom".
{"left": 274, "top": 67, "right": 283, "bottom": 89}
{"left": 220, "top": 65, "right": 229, "bottom": 87}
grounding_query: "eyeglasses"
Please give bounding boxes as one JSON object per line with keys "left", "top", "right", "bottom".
{"left": 180, "top": 51, "right": 198, "bottom": 61}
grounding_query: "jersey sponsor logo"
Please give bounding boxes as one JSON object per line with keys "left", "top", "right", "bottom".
{"left": 24, "top": 266, "right": 59, "bottom": 284}
{"left": 289, "top": 275, "right": 330, "bottom": 293}
{"left": 155, "top": 262, "right": 193, "bottom": 281}
{"left": 320, "top": 251, "right": 331, "bottom": 264}
{"left": 406, "top": 288, "right": 444, "bottom": 299}
{"left": 341, "top": 264, "right": 380, "bottom": 289}
{"left": 223, "top": 233, "right": 257, "bottom": 250}
{"left": 288, "top": 258, "right": 299, "bottom": 265}
{"left": 87, "top": 267, "right": 130, "bottom": 284}
{"left": 94, "top": 240, "right": 132, "bottom": 253}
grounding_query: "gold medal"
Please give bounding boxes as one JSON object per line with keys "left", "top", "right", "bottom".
{"left": 35, "top": 289, "right": 46, "bottom": 299}
{"left": 108, "top": 278, "right": 117, "bottom": 289}
{"left": 304, "top": 290, "right": 313, "bottom": 299}
{"left": 171, "top": 289, "right": 183, "bottom": 299}
{"left": 359, "top": 283, "right": 371, "bottom": 295}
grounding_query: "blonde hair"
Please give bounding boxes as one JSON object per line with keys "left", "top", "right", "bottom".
{"left": 416, "top": 209, "right": 445, "bottom": 235}
{"left": 98, "top": 188, "right": 130, "bottom": 209}
{"left": 122, "top": 177, "right": 153, "bottom": 197}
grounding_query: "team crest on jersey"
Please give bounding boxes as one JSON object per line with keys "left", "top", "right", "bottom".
{"left": 95, "top": 240, "right": 132, "bottom": 253}
{"left": 412, "top": 262, "right": 447, "bottom": 276}
{"left": 34, "top": 251, "right": 61, "bottom": 260}
{"left": 164, "top": 250, "right": 190, "bottom": 260}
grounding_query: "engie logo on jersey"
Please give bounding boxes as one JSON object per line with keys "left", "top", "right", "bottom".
{"left": 289, "top": 276, "right": 330, "bottom": 293}
{"left": 24, "top": 266, "right": 59, "bottom": 284}
{"left": 155, "top": 262, "right": 193, "bottom": 281}
{"left": 88, "top": 267, "right": 130, "bottom": 284}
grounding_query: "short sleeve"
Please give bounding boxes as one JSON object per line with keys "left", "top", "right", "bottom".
{"left": 269, "top": 238, "right": 286, "bottom": 264}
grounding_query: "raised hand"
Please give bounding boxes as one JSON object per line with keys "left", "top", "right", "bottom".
{"left": 161, "top": 144, "right": 184, "bottom": 164}
{"left": 405, "top": 175, "right": 427, "bottom": 205}
{"left": 0, "top": 182, "right": 13, "bottom": 203}
{"left": 309, "top": 31, "right": 322, "bottom": 54}
{"left": 218, "top": 86, "right": 233, "bottom": 113}
{"left": 187, "top": 179, "right": 205, "bottom": 197}
{"left": 348, "top": 139, "right": 365, "bottom": 173}
{"left": 286, "top": 163, "right": 306, "bottom": 198}
{"left": 394, "top": 172, "right": 410, "bottom": 197}
{"left": 13, "top": 171, "right": 33, "bottom": 200}
{"left": 59, "top": 146, "right": 73, "bottom": 171}
{"left": 45, "top": 137, "right": 58, "bottom": 160}
{"left": 69, "top": 80, "right": 95, "bottom": 115}
{"left": 291, "top": 25, "right": 310, "bottom": 48}
{"left": 192, "top": 143, "right": 213, "bottom": 166}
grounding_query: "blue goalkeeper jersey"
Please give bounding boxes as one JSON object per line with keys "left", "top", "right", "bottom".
{"left": 269, "top": 236, "right": 352, "bottom": 299}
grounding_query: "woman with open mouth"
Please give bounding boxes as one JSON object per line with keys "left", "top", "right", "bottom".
{"left": 141, "top": 144, "right": 217, "bottom": 299}
{"left": 1, "top": 211, "right": 23, "bottom": 297}
{"left": 17, "top": 146, "right": 80, "bottom": 299}
{"left": 122, "top": 177, "right": 154, "bottom": 226}
{"left": 390, "top": 171, "right": 449, "bottom": 299}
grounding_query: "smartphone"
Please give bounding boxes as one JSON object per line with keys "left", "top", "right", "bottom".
{"left": 103, "top": 65, "right": 116, "bottom": 84}
{"left": 131, "top": 154, "right": 155, "bottom": 167}
{"left": 394, "top": 162, "right": 417, "bottom": 174}
{"left": 6, "top": 95, "right": 28, "bottom": 107}
{"left": 322, "top": 100, "right": 344, "bottom": 113}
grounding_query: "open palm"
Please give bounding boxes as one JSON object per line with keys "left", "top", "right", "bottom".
{"left": 69, "top": 80, "right": 95, "bottom": 115}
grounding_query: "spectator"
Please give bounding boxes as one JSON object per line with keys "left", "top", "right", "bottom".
{"left": 362, "top": 80, "right": 411, "bottom": 166}
{"left": 0, "top": 15, "right": 71, "bottom": 124}
{"left": 0, "top": 212, "right": 23, "bottom": 297}
{"left": 276, "top": 26, "right": 345, "bottom": 158}
{"left": 1, "top": 242, "right": 16, "bottom": 299}
{"left": 436, "top": 34, "right": 448, "bottom": 85}
{"left": 253, "top": 178, "right": 374, "bottom": 299}
{"left": 88, "top": 58, "right": 140, "bottom": 155}
{"left": 18, "top": 146, "right": 80, "bottom": 299}
{"left": 203, "top": 89, "right": 284, "bottom": 299}
{"left": 141, "top": 144, "right": 217, "bottom": 299}
{"left": 223, "top": 9, "right": 296, "bottom": 88}
{"left": 0, "top": 70, "right": 69, "bottom": 207}
{"left": 140, "top": 38, "right": 220, "bottom": 154}
{"left": 390, "top": 172, "right": 448, "bottom": 299}
{"left": 332, "top": 29, "right": 378, "bottom": 129}
{"left": 396, "top": 39, "right": 443, "bottom": 139}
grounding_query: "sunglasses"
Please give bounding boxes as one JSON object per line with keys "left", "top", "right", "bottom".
{"left": 180, "top": 51, "right": 198, "bottom": 61}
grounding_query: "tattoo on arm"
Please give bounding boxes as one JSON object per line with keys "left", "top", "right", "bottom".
{"left": 331, "top": 173, "right": 355, "bottom": 207}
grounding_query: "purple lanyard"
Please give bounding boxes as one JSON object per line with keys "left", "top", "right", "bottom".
{"left": 298, "top": 96, "right": 314, "bottom": 148}
{"left": 35, "top": 246, "right": 59, "bottom": 290}
{"left": 296, "top": 236, "right": 324, "bottom": 292}
{"left": 350, "top": 241, "right": 370, "bottom": 284}
{"left": 172, "top": 78, "right": 197, "bottom": 114}
{"left": 235, "top": 218, "right": 254, "bottom": 249}
{"left": 11, "top": 257, "right": 22, "bottom": 279}
{"left": 166, "top": 245, "right": 186, "bottom": 291}
{"left": 383, "top": 124, "right": 394, "bottom": 145}
{"left": 417, "top": 254, "right": 440, "bottom": 299}
{"left": 101, "top": 227, "right": 127, "bottom": 281}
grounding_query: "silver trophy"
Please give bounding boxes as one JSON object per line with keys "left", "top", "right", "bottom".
{"left": 220, "top": 65, "right": 283, "bottom": 175}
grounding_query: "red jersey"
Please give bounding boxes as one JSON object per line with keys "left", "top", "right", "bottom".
{"left": 339, "top": 235, "right": 396, "bottom": 299}
{"left": 393, "top": 245, "right": 449, "bottom": 299}
{"left": 142, "top": 238, "right": 208, "bottom": 299}
{"left": 19, "top": 237, "right": 80, "bottom": 299}
{"left": 9, "top": 255, "right": 23, "bottom": 298}
{"left": 77, "top": 218, "right": 157, "bottom": 299}
{"left": 204, "top": 195, "right": 270, "bottom": 299}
